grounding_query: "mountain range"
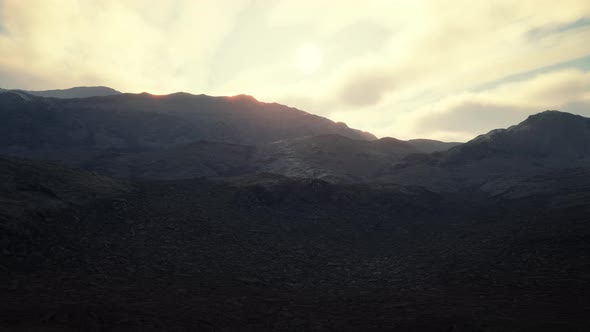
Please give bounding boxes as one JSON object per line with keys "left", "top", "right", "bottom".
{"left": 19, "top": 86, "right": 122, "bottom": 99}
{"left": 1, "top": 87, "right": 589, "bottom": 331}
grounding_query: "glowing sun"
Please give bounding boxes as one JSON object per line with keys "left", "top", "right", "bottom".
{"left": 295, "top": 45, "right": 322, "bottom": 74}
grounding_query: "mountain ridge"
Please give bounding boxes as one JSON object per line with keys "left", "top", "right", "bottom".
{"left": 0, "top": 89, "right": 377, "bottom": 153}
{"left": 1, "top": 88, "right": 587, "bottom": 190}
{"left": 386, "top": 110, "right": 590, "bottom": 192}
{"left": 446, "top": 110, "right": 590, "bottom": 163}
{"left": 21, "top": 86, "right": 122, "bottom": 99}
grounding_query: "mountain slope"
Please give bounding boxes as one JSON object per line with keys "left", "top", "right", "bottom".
{"left": 254, "top": 135, "right": 420, "bottom": 182}
{"left": 88, "top": 141, "right": 256, "bottom": 180}
{"left": 0, "top": 156, "right": 129, "bottom": 273}
{"left": 0, "top": 90, "right": 376, "bottom": 160}
{"left": 408, "top": 139, "right": 462, "bottom": 153}
{"left": 445, "top": 110, "right": 590, "bottom": 164}
{"left": 82, "top": 135, "right": 436, "bottom": 182}
{"left": 1, "top": 156, "right": 589, "bottom": 331}
{"left": 388, "top": 110, "right": 590, "bottom": 191}
{"left": 487, "top": 167, "right": 590, "bottom": 208}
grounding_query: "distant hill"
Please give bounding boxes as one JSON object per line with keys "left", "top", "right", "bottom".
{"left": 23, "top": 86, "right": 121, "bottom": 98}
{"left": 84, "top": 135, "right": 458, "bottom": 182}
{"left": 253, "top": 135, "right": 420, "bottom": 182}
{"left": 2, "top": 88, "right": 585, "bottom": 192}
{"left": 389, "top": 110, "right": 590, "bottom": 191}
{"left": 444, "top": 110, "right": 590, "bottom": 164}
{"left": 407, "top": 139, "right": 462, "bottom": 153}
{"left": 0, "top": 90, "right": 376, "bottom": 159}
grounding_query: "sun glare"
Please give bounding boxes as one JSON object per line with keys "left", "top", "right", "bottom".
{"left": 295, "top": 45, "right": 322, "bottom": 74}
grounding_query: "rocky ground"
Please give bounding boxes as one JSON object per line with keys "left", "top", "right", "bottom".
{"left": 1, "top": 159, "right": 589, "bottom": 331}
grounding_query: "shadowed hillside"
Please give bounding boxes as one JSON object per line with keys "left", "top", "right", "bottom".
{"left": 0, "top": 90, "right": 375, "bottom": 157}
{"left": 388, "top": 110, "right": 590, "bottom": 192}
{"left": 23, "top": 86, "right": 122, "bottom": 99}
{"left": 1, "top": 90, "right": 589, "bottom": 331}
{"left": 1, "top": 156, "right": 589, "bottom": 331}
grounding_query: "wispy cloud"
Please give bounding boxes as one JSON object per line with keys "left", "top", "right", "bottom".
{"left": 527, "top": 17, "right": 590, "bottom": 40}
{"left": 0, "top": 0, "right": 247, "bottom": 92}
{"left": 395, "top": 69, "right": 590, "bottom": 141}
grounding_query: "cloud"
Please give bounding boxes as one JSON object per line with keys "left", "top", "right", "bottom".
{"left": 396, "top": 69, "right": 590, "bottom": 142}
{"left": 0, "top": 0, "right": 248, "bottom": 92}
{"left": 527, "top": 17, "right": 590, "bottom": 40}
{"left": 336, "top": 71, "right": 394, "bottom": 107}
{"left": 274, "top": 1, "right": 590, "bottom": 112}
{"left": 0, "top": 64, "right": 55, "bottom": 88}
{"left": 278, "top": 1, "right": 590, "bottom": 140}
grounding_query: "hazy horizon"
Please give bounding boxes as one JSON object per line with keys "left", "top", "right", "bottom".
{"left": 1, "top": 0, "right": 590, "bottom": 141}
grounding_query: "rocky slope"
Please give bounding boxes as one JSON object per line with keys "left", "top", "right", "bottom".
{"left": 1, "top": 157, "right": 588, "bottom": 331}
{"left": 0, "top": 89, "right": 471, "bottom": 183}
{"left": 408, "top": 138, "right": 462, "bottom": 153}
{"left": 0, "top": 90, "right": 375, "bottom": 158}
{"left": 82, "top": 135, "right": 461, "bottom": 182}
{"left": 444, "top": 110, "right": 590, "bottom": 163}
{"left": 253, "top": 135, "right": 420, "bottom": 182}
{"left": 87, "top": 141, "right": 256, "bottom": 180}
{"left": 388, "top": 110, "right": 590, "bottom": 191}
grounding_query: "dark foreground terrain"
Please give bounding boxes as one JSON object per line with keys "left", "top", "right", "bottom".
{"left": 1, "top": 157, "right": 589, "bottom": 331}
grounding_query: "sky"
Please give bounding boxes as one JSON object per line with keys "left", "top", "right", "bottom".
{"left": 1, "top": 0, "right": 590, "bottom": 141}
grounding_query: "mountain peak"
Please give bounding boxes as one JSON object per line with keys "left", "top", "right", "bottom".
{"left": 446, "top": 110, "right": 590, "bottom": 163}
{"left": 522, "top": 110, "right": 584, "bottom": 124}
{"left": 510, "top": 110, "right": 589, "bottom": 135}
{"left": 227, "top": 94, "right": 258, "bottom": 103}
